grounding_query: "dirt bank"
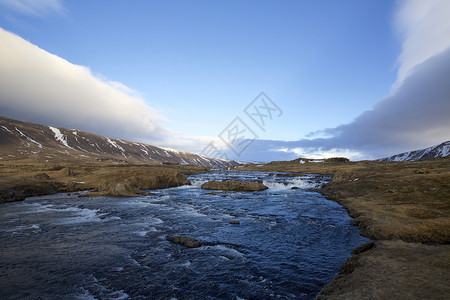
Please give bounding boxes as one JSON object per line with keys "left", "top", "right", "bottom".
{"left": 316, "top": 240, "right": 450, "bottom": 299}
{"left": 0, "top": 159, "right": 208, "bottom": 201}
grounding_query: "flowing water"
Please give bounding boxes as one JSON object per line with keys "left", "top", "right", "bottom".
{"left": 0, "top": 171, "right": 370, "bottom": 299}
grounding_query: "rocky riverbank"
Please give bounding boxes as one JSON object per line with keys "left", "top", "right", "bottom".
{"left": 0, "top": 159, "right": 208, "bottom": 201}
{"left": 315, "top": 240, "right": 449, "bottom": 299}
{"left": 239, "top": 157, "right": 450, "bottom": 299}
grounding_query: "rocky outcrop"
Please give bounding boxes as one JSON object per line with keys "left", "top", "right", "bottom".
{"left": 167, "top": 236, "right": 203, "bottom": 248}
{"left": 84, "top": 172, "right": 191, "bottom": 197}
{"left": 97, "top": 181, "right": 140, "bottom": 197}
{"left": 201, "top": 180, "right": 268, "bottom": 192}
{"left": 0, "top": 160, "right": 207, "bottom": 203}
{"left": 0, "top": 181, "right": 59, "bottom": 202}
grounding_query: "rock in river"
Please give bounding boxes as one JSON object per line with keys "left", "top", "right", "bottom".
{"left": 201, "top": 180, "right": 268, "bottom": 192}
{"left": 167, "top": 236, "right": 203, "bottom": 248}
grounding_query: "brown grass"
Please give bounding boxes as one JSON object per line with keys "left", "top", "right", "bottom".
{"left": 0, "top": 158, "right": 208, "bottom": 201}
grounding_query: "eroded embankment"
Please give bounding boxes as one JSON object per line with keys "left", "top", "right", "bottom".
{"left": 315, "top": 239, "right": 450, "bottom": 299}
{"left": 315, "top": 166, "right": 450, "bottom": 299}
{"left": 0, "top": 161, "right": 208, "bottom": 202}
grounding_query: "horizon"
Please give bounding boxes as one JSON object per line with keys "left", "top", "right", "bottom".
{"left": 1, "top": 114, "right": 449, "bottom": 163}
{"left": 1, "top": 0, "right": 449, "bottom": 162}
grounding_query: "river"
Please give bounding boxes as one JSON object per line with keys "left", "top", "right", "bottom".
{"left": 0, "top": 171, "right": 369, "bottom": 299}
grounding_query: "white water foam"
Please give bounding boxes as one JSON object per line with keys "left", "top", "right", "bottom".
{"left": 0, "top": 224, "right": 41, "bottom": 233}
{"left": 53, "top": 208, "right": 104, "bottom": 225}
{"left": 197, "top": 245, "right": 245, "bottom": 258}
{"left": 134, "top": 226, "right": 158, "bottom": 237}
{"left": 135, "top": 230, "right": 148, "bottom": 237}
{"left": 178, "top": 204, "right": 208, "bottom": 217}
{"left": 147, "top": 217, "right": 164, "bottom": 225}
{"left": 190, "top": 179, "right": 207, "bottom": 187}
{"left": 263, "top": 177, "right": 319, "bottom": 190}
{"left": 147, "top": 226, "right": 158, "bottom": 232}
{"left": 74, "top": 276, "right": 129, "bottom": 300}
{"left": 179, "top": 260, "right": 192, "bottom": 268}
{"left": 12, "top": 203, "right": 105, "bottom": 225}
{"left": 73, "top": 288, "right": 97, "bottom": 300}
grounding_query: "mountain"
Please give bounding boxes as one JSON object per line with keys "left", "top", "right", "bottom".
{"left": 0, "top": 116, "right": 237, "bottom": 168}
{"left": 378, "top": 141, "right": 450, "bottom": 161}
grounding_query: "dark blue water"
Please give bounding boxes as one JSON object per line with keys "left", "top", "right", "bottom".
{"left": 0, "top": 171, "right": 369, "bottom": 299}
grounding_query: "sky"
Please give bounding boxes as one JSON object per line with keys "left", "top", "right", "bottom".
{"left": 0, "top": 0, "right": 449, "bottom": 161}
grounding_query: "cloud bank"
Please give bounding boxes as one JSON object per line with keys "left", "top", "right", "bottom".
{"left": 240, "top": 0, "right": 450, "bottom": 161}
{"left": 0, "top": 27, "right": 169, "bottom": 143}
{"left": 394, "top": 0, "right": 450, "bottom": 85}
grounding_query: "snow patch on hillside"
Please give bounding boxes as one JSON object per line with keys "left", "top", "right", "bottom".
{"left": 379, "top": 141, "right": 450, "bottom": 161}
{"left": 15, "top": 127, "right": 42, "bottom": 148}
{"left": 106, "top": 138, "right": 125, "bottom": 152}
{"left": 1, "top": 126, "right": 13, "bottom": 134}
{"left": 439, "top": 144, "right": 450, "bottom": 156}
{"left": 49, "top": 126, "right": 74, "bottom": 150}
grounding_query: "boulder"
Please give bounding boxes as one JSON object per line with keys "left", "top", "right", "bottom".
{"left": 167, "top": 236, "right": 202, "bottom": 248}
{"left": 201, "top": 180, "right": 268, "bottom": 192}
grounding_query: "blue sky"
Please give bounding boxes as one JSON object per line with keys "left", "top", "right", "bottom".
{"left": 1, "top": 0, "right": 449, "bottom": 161}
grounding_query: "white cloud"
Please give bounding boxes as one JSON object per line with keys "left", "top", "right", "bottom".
{"left": 277, "top": 148, "right": 363, "bottom": 160}
{"left": 0, "top": 27, "right": 237, "bottom": 158}
{"left": 0, "top": 0, "right": 65, "bottom": 17}
{"left": 0, "top": 27, "right": 169, "bottom": 142}
{"left": 242, "top": 0, "right": 450, "bottom": 161}
{"left": 394, "top": 0, "right": 450, "bottom": 86}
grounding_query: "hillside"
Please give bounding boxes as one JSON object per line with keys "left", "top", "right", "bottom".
{"left": 378, "top": 141, "right": 450, "bottom": 161}
{"left": 0, "top": 116, "right": 237, "bottom": 168}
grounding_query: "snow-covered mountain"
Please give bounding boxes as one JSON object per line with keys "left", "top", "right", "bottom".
{"left": 0, "top": 116, "right": 238, "bottom": 168}
{"left": 378, "top": 141, "right": 450, "bottom": 161}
